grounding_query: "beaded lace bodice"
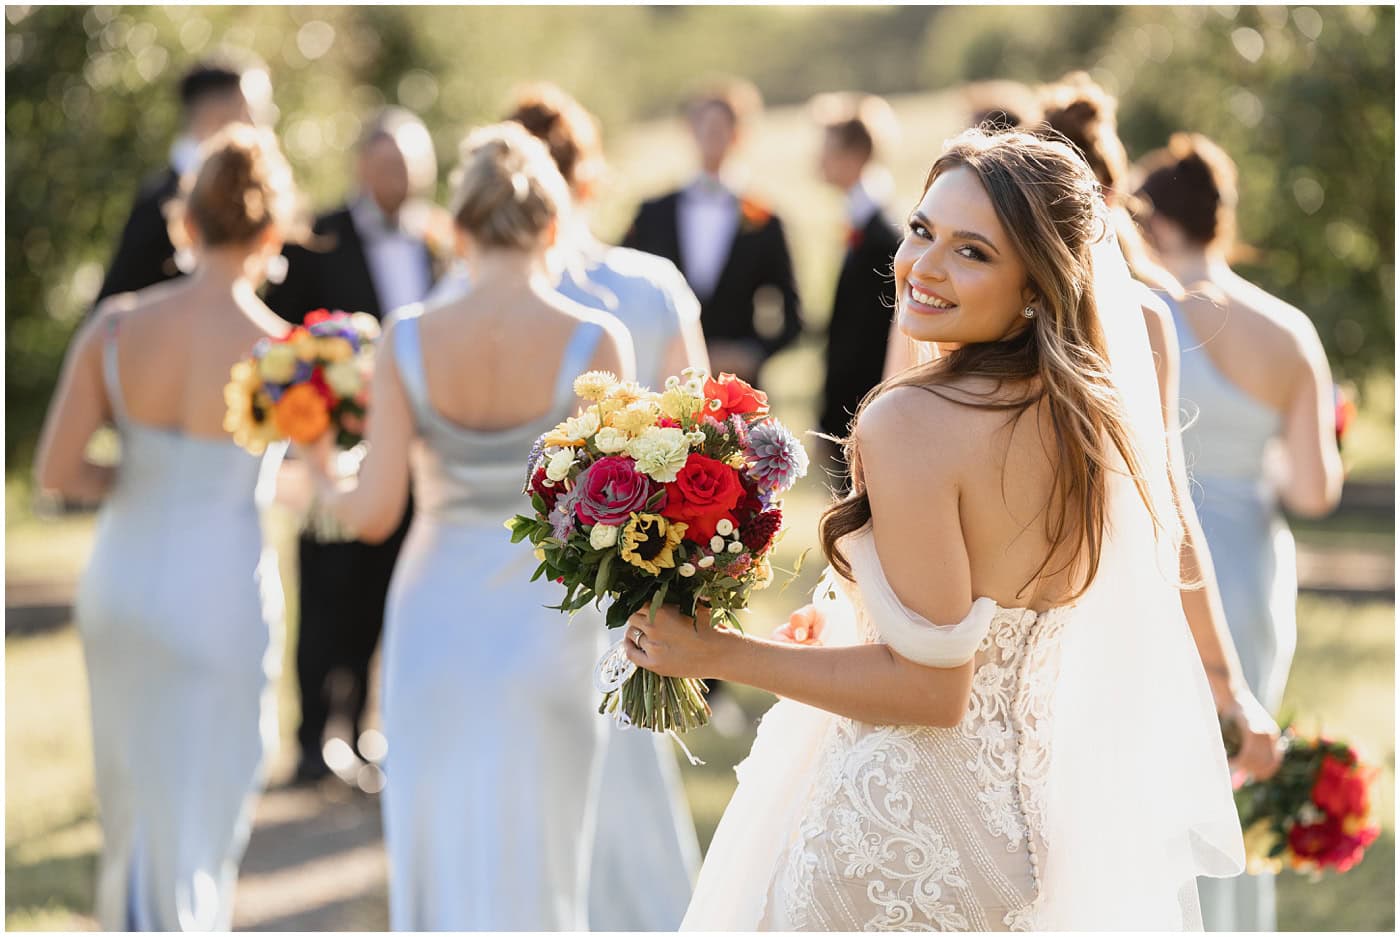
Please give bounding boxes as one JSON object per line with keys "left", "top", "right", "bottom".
{"left": 767, "top": 573, "right": 1071, "bottom": 932}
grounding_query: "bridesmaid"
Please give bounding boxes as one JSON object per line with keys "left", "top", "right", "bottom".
{"left": 503, "top": 82, "right": 708, "bottom": 934}
{"left": 303, "top": 122, "right": 634, "bottom": 930}
{"left": 1135, "top": 131, "right": 1344, "bottom": 932}
{"left": 34, "top": 125, "right": 299, "bottom": 930}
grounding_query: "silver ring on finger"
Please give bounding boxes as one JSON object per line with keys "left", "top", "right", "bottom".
{"left": 632, "top": 627, "right": 645, "bottom": 647}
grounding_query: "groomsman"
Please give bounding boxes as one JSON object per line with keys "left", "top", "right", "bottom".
{"left": 810, "top": 93, "right": 902, "bottom": 479}
{"left": 265, "top": 107, "right": 441, "bottom": 786}
{"left": 623, "top": 80, "right": 803, "bottom": 386}
{"left": 96, "top": 56, "right": 273, "bottom": 303}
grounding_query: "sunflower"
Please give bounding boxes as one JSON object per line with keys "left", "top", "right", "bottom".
{"left": 620, "top": 512, "right": 688, "bottom": 575}
{"left": 224, "top": 386, "right": 281, "bottom": 454}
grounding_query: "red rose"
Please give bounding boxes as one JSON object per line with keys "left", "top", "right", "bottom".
{"left": 1312, "top": 754, "right": 1373, "bottom": 820}
{"left": 702, "top": 373, "right": 769, "bottom": 422}
{"left": 527, "top": 465, "right": 560, "bottom": 513}
{"left": 304, "top": 308, "right": 333, "bottom": 327}
{"left": 308, "top": 366, "right": 338, "bottom": 408}
{"left": 1288, "top": 815, "right": 1378, "bottom": 873}
{"left": 664, "top": 453, "right": 745, "bottom": 543}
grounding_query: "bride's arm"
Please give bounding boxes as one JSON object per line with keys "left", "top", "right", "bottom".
{"left": 627, "top": 388, "right": 978, "bottom": 728}
{"left": 304, "top": 322, "right": 413, "bottom": 543}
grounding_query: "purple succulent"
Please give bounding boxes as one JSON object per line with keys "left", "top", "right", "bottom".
{"left": 743, "top": 420, "right": 809, "bottom": 493}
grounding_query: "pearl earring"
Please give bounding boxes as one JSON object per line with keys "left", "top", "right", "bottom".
{"left": 265, "top": 253, "right": 288, "bottom": 285}
{"left": 1022, "top": 305, "right": 1036, "bottom": 319}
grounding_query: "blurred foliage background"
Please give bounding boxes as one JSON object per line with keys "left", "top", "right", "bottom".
{"left": 5, "top": 4, "right": 1395, "bottom": 470}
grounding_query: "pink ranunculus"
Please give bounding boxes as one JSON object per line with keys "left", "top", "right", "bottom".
{"left": 574, "top": 456, "right": 662, "bottom": 527}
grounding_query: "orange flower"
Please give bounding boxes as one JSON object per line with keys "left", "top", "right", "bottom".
{"left": 772, "top": 604, "right": 825, "bottom": 645}
{"left": 739, "top": 196, "right": 772, "bottom": 231}
{"left": 274, "top": 383, "right": 331, "bottom": 442}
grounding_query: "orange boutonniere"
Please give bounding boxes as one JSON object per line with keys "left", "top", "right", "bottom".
{"left": 739, "top": 196, "right": 772, "bottom": 233}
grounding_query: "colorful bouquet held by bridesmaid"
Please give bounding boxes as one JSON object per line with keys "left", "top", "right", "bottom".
{"left": 224, "top": 309, "right": 380, "bottom": 539}
{"left": 505, "top": 369, "right": 809, "bottom": 735}
{"left": 1225, "top": 721, "right": 1381, "bottom": 877}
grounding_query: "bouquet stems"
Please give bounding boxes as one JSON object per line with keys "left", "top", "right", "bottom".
{"left": 603, "top": 668, "right": 711, "bottom": 733}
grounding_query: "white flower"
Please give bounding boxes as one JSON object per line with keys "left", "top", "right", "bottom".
{"left": 697, "top": 555, "right": 715, "bottom": 569}
{"left": 350, "top": 312, "right": 382, "bottom": 340}
{"left": 677, "top": 563, "right": 697, "bottom": 577}
{"left": 626, "top": 427, "right": 690, "bottom": 483}
{"left": 573, "top": 370, "right": 617, "bottom": 402}
{"left": 709, "top": 535, "right": 725, "bottom": 552}
{"left": 727, "top": 541, "right": 744, "bottom": 554}
{"left": 589, "top": 523, "right": 619, "bottom": 549}
{"left": 545, "top": 448, "right": 576, "bottom": 482}
{"left": 686, "top": 430, "right": 707, "bottom": 446}
{"left": 593, "top": 426, "right": 631, "bottom": 454}
{"left": 324, "top": 359, "right": 363, "bottom": 398}
{"left": 715, "top": 518, "right": 735, "bottom": 536}
{"left": 562, "top": 410, "right": 600, "bottom": 440}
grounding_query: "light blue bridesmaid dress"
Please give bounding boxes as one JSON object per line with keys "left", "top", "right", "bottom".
{"left": 566, "top": 248, "right": 704, "bottom": 932}
{"left": 1168, "top": 296, "right": 1294, "bottom": 933}
{"left": 379, "top": 308, "right": 610, "bottom": 930}
{"left": 75, "top": 320, "right": 284, "bottom": 930}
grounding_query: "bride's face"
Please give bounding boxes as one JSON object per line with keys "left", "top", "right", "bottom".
{"left": 893, "top": 166, "right": 1035, "bottom": 350}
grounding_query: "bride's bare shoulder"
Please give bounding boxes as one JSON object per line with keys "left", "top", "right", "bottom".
{"left": 855, "top": 380, "right": 1013, "bottom": 469}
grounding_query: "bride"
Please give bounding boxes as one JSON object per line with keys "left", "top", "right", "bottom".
{"left": 626, "top": 128, "right": 1244, "bottom": 930}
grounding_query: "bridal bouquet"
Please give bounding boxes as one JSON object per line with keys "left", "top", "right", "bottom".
{"left": 224, "top": 308, "right": 380, "bottom": 539}
{"left": 505, "top": 369, "right": 808, "bottom": 733}
{"left": 1226, "top": 723, "right": 1380, "bottom": 876}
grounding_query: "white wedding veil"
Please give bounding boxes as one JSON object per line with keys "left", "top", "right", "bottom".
{"left": 681, "top": 204, "right": 1243, "bottom": 932}
{"left": 1035, "top": 218, "right": 1244, "bottom": 928}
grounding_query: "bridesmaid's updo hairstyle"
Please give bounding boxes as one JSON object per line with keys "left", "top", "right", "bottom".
{"left": 183, "top": 123, "right": 297, "bottom": 247}
{"left": 1135, "top": 132, "right": 1239, "bottom": 251}
{"left": 1040, "top": 72, "right": 1129, "bottom": 202}
{"left": 504, "top": 83, "right": 603, "bottom": 193}
{"left": 449, "top": 121, "right": 571, "bottom": 250}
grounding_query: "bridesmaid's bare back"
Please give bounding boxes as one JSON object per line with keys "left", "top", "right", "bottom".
{"left": 414, "top": 280, "right": 630, "bottom": 432}
{"left": 102, "top": 277, "right": 289, "bottom": 439}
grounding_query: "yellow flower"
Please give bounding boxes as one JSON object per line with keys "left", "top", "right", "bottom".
{"left": 226, "top": 389, "right": 281, "bottom": 454}
{"left": 609, "top": 400, "right": 661, "bottom": 435}
{"left": 292, "top": 331, "right": 319, "bottom": 362}
{"left": 317, "top": 336, "right": 355, "bottom": 363}
{"left": 324, "top": 359, "right": 363, "bottom": 398}
{"left": 659, "top": 385, "right": 703, "bottom": 421}
{"left": 258, "top": 343, "right": 298, "bottom": 383}
{"left": 229, "top": 358, "right": 262, "bottom": 392}
{"left": 606, "top": 381, "right": 648, "bottom": 406}
{"left": 573, "top": 370, "right": 617, "bottom": 402}
{"left": 620, "top": 513, "right": 688, "bottom": 575}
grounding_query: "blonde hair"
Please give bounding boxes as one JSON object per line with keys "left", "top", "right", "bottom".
{"left": 449, "top": 122, "right": 570, "bottom": 250}
{"left": 181, "top": 123, "right": 298, "bottom": 247}
{"left": 820, "top": 128, "right": 1161, "bottom": 601}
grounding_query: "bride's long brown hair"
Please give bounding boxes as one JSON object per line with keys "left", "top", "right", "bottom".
{"left": 819, "top": 129, "right": 1161, "bottom": 600}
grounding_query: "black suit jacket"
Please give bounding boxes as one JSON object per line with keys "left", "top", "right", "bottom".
{"left": 96, "top": 167, "right": 182, "bottom": 303}
{"left": 819, "top": 211, "right": 901, "bottom": 440}
{"left": 263, "top": 205, "right": 437, "bottom": 325}
{"left": 622, "top": 190, "right": 803, "bottom": 362}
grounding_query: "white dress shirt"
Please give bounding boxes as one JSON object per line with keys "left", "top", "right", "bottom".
{"left": 350, "top": 196, "right": 433, "bottom": 316}
{"left": 677, "top": 174, "right": 739, "bottom": 301}
{"left": 845, "top": 168, "right": 894, "bottom": 231}
{"left": 169, "top": 136, "right": 201, "bottom": 176}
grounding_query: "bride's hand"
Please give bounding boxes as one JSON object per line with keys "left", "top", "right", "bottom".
{"left": 623, "top": 604, "right": 739, "bottom": 679}
{"left": 1222, "top": 688, "right": 1284, "bottom": 782}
